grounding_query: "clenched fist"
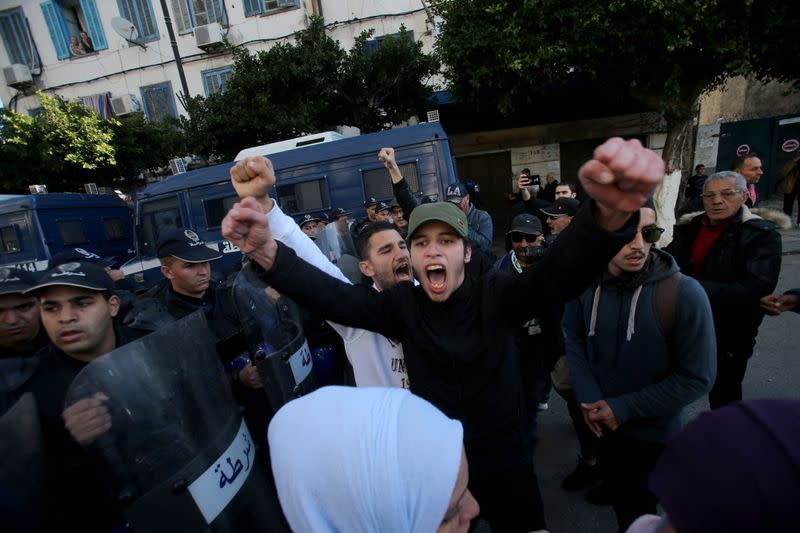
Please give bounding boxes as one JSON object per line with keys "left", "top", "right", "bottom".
{"left": 579, "top": 137, "right": 664, "bottom": 221}
{"left": 230, "top": 156, "right": 276, "bottom": 200}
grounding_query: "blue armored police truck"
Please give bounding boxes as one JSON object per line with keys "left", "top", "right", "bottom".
{"left": 121, "top": 122, "right": 459, "bottom": 289}
{"left": 0, "top": 193, "right": 135, "bottom": 273}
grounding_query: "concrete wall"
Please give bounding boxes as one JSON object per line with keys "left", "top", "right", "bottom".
{"left": 699, "top": 76, "right": 800, "bottom": 125}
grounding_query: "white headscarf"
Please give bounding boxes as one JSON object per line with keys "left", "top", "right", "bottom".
{"left": 268, "top": 386, "right": 464, "bottom": 533}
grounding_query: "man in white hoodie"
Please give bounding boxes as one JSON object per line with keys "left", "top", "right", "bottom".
{"left": 229, "top": 155, "right": 411, "bottom": 388}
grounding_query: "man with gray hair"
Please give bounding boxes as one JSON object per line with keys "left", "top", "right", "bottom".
{"left": 666, "top": 170, "right": 781, "bottom": 408}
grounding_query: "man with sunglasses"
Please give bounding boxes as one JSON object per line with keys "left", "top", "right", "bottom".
{"left": 666, "top": 170, "right": 781, "bottom": 409}
{"left": 564, "top": 203, "right": 716, "bottom": 533}
{"left": 494, "top": 215, "right": 555, "bottom": 441}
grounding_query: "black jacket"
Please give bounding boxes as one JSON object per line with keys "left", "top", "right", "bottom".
{"left": 259, "top": 201, "right": 637, "bottom": 475}
{"left": 24, "top": 326, "right": 143, "bottom": 532}
{"left": 666, "top": 206, "right": 781, "bottom": 358}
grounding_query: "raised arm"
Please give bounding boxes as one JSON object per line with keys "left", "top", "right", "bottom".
{"left": 379, "top": 147, "right": 419, "bottom": 217}
{"left": 229, "top": 157, "right": 350, "bottom": 285}
{"left": 222, "top": 196, "right": 400, "bottom": 339}
{"left": 498, "top": 138, "right": 663, "bottom": 321}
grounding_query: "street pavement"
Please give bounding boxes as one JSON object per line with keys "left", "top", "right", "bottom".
{"left": 533, "top": 223, "right": 800, "bottom": 533}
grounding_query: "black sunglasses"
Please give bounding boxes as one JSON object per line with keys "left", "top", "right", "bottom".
{"left": 510, "top": 232, "right": 541, "bottom": 243}
{"left": 640, "top": 226, "right": 665, "bottom": 244}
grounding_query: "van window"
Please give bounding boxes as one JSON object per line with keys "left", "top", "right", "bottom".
{"left": 203, "top": 195, "right": 238, "bottom": 229}
{"left": 58, "top": 220, "right": 88, "bottom": 245}
{"left": 362, "top": 162, "right": 419, "bottom": 200}
{"left": 103, "top": 218, "right": 128, "bottom": 240}
{"left": 1, "top": 225, "right": 20, "bottom": 252}
{"left": 276, "top": 178, "right": 330, "bottom": 214}
{"left": 140, "top": 196, "right": 183, "bottom": 256}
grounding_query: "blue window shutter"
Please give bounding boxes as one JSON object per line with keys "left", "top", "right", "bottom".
{"left": 141, "top": 82, "right": 177, "bottom": 121}
{"left": 202, "top": 66, "right": 232, "bottom": 96}
{"left": 0, "top": 8, "right": 39, "bottom": 68}
{"left": 117, "top": 0, "right": 159, "bottom": 41}
{"left": 40, "top": 1, "right": 70, "bottom": 60}
{"left": 80, "top": 0, "right": 107, "bottom": 50}
{"left": 243, "top": 0, "right": 262, "bottom": 17}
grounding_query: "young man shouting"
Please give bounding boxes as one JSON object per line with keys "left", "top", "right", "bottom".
{"left": 222, "top": 138, "right": 663, "bottom": 532}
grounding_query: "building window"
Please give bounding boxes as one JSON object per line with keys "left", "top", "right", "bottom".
{"left": 365, "top": 30, "right": 415, "bottom": 56}
{"left": 41, "top": 0, "right": 108, "bottom": 60}
{"left": 103, "top": 218, "right": 128, "bottom": 240}
{"left": 0, "top": 7, "right": 40, "bottom": 69}
{"left": 243, "top": 0, "right": 299, "bottom": 17}
{"left": 140, "top": 82, "right": 177, "bottom": 121}
{"left": 117, "top": 0, "right": 159, "bottom": 42}
{"left": 170, "top": 0, "right": 227, "bottom": 33}
{"left": 203, "top": 195, "right": 238, "bottom": 228}
{"left": 276, "top": 179, "right": 329, "bottom": 214}
{"left": 202, "top": 66, "right": 233, "bottom": 96}
{"left": 362, "top": 162, "right": 419, "bottom": 200}
{"left": 0, "top": 226, "right": 21, "bottom": 252}
{"left": 57, "top": 220, "right": 87, "bottom": 245}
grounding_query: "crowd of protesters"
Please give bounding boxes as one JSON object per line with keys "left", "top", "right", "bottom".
{"left": 2, "top": 137, "right": 798, "bottom": 533}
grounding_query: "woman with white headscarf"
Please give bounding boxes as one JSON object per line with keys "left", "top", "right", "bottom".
{"left": 268, "top": 386, "right": 479, "bottom": 533}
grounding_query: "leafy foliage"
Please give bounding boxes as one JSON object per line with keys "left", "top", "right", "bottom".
{"left": 0, "top": 92, "right": 182, "bottom": 192}
{"left": 1, "top": 17, "right": 439, "bottom": 190}
{"left": 179, "top": 17, "right": 440, "bottom": 160}
{"left": 431, "top": 0, "right": 800, "bottom": 124}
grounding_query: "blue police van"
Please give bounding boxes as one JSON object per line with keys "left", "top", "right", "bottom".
{"left": 121, "top": 122, "right": 459, "bottom": 288}
{"left": 0, "top": 193, "right": 135, "bottom": 273}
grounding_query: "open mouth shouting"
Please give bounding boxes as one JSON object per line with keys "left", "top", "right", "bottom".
{"left": 425, "top": 264, "right": 447, "bottom": 294}
{"left": 393, "top": 260, "right": 412, "bottom": 283}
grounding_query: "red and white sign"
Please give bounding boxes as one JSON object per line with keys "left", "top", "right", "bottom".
{"left": 736, "top": 144, "right": 751, "bottom": 156}
{"left": 782, "top": 139, "right": 800, "bottom": 153}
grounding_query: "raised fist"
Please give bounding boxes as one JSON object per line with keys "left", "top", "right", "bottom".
{"left": 230, "top": 156, "right": 276, "bottom": 200}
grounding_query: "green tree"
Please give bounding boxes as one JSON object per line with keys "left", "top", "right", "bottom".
{"left": 341, "top": 26, "right": 440, "bottom": 132}
{"left": 180, "top": 17, "right": 439, "bottom": 160}
{"left": 0, "top": 92, "right": 185, "bottom": 192}
{"left": 431, "top": 0, "right": 800, "bottom": 175}
{"left": 0, "top": 109, "right": 43, "bottom": 192}
{"left": 109, "top": 114, "right": 184, "bottom": 182}
{"left": 0, "top": 91, "right": 117, "bottom": 192}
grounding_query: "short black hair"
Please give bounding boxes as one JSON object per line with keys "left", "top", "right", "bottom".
{"left": 355, "top": 222, "right": 398, "bottom": 260}
{"left": 556, "top": 182, "right": 576, "bottom": 193}
{"left": 522, "top": 168, "right": 531, "bottom": 174}
{"left": 695, "top": 164, "right": 705, "bottom": 171}
{"left": 733, "top": 153, "right": 759, "bottom": 171}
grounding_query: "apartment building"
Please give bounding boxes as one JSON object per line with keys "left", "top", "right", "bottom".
{"left": 0, "top": 0, "right": 437, "bottom": 118}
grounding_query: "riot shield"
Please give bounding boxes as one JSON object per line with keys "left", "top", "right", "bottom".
{"left": 318, "top": 222, "right": 362, "bottom": 283}
{"left": 0, "top": 393, "right": 46, "bottom": 533}
{"left": 65, "top": 312, "right": 288, "bottom": 533}
{"left": 230, "top": 262, "right": 317, "bottom": 412}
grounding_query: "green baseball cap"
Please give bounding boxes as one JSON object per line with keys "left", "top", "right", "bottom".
{"left": 406, "top": 202, "right": 468, "bottom": 240}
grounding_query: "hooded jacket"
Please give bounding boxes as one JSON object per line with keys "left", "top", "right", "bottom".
{"left": 666, "top": 206, "right": 782, "bottom": 358}
{"left": 564, "top": 249, "right": 716, "bottom": 443}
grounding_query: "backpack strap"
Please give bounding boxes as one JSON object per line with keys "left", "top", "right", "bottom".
{"left": 654, "top": 272, "right": 683, "bottom": 337}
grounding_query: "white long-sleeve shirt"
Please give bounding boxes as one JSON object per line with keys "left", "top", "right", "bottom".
{"left": 267, "top": 204, "right": 409, "bottom": 388}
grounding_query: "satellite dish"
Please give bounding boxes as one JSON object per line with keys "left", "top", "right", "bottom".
{"left": 111, "top": 17, "right": 145, "bottom": 48}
